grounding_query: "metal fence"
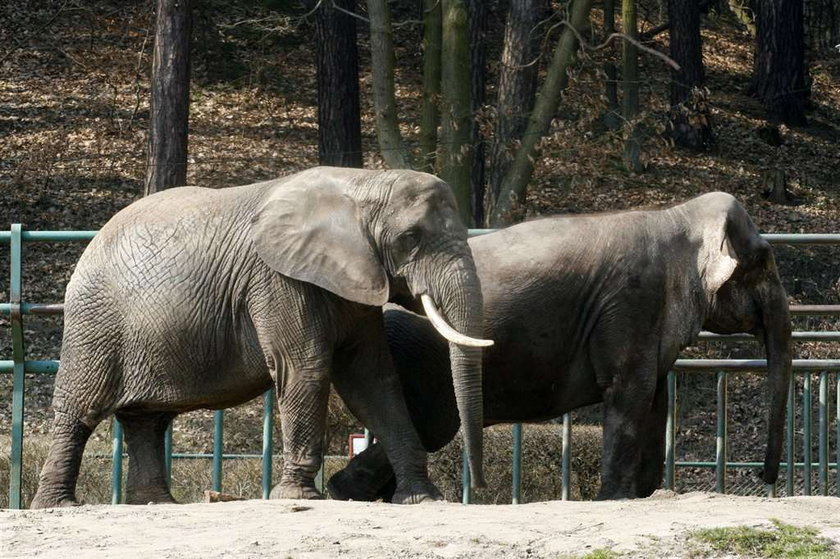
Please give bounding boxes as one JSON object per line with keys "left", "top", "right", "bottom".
{"left": 2, "top": 227, "right": 839, "bottom": 509}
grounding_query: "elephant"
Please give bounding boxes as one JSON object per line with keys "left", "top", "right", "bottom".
{"left": 328, "top": 191, "right": 792, "bottom": 501}
{"left": 31, "top": 166, "right": 493, "bottom": 509}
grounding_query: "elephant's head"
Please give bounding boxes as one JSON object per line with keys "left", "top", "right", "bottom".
{"left": 250, "top": 166, "right": 489, "bottom": 488}
{"left": 690, "top": 192, "right": 792, "bottom": 486}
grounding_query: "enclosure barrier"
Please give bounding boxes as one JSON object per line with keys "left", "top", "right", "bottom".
{"left": 2, "top": 227, "right": 839, "bottom": 508}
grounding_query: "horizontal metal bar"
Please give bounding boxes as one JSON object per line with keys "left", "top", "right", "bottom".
{"left": 790, "top": 305, "right": 840, "bottom": 316}
{"left": 674, "top": 359, "right": 840, "bottom": 371}
{"left": 762, "top": 233, "right": 840, "bottom": 245}
{"left": 467, "top": 230, "right": 840, "bottom": 245}
{"left": 0, "top": 360, "right": 59, "bottom": 374}
{"left": 0, "top": 303, "right": 65, "bottom": 315}
{"left": 0, "top": 231, "right": 98, "bottom": 242}
{"left": 698, "top": 331, "right": 840, "bottom": 342}
{"left": 677, "top": 461, "right": 838, "bottom": 468}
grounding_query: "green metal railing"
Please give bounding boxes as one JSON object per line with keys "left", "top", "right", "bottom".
{"left": 2, "top": 228, "right": 839, "bottom": 508}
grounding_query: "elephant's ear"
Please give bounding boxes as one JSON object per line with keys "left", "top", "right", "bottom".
{"left": 700, "top": 214, "right": 739, "bottom": 295}
{"left": 250, "top": 181, "right": 389, "bottom": 307}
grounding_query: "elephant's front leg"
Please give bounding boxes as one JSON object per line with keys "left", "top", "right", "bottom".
{"left": 271, "top": 361, "right": 331, "bottom": 500}
{"left": 331, "top": 319, "right": 443, "bottom": 504}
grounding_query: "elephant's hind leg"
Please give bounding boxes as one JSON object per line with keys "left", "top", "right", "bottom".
{"left": 30, "top": 411, "right": 95, "bottom": 509}
{"left": 119, "top": 412, "right": 177, "bottom": 505}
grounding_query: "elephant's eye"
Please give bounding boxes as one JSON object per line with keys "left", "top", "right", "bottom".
{"left": 399, "top": 228, "right": 422, "bottom": 256}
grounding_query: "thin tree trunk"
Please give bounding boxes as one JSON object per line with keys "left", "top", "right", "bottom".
{"left": 669, "top": 0, "right": 714, "bottom": 148}
{"left": 490, "top": 0, "right": 595, "bottom": 226}
{"left": 622, "top": 0, "right": 643, "bottom": 173}
{"left": 469, "top": 0, "right": 488, "bottom": 226}
{"left": 487, "top": 0, "right": 546, "bottom": 222}
{"left": 368, "top": 0, "right": 411, "bottom": 168}
{"left": 145, "top": 0, "right": 192, "bottom": 196}
{"left": 314, "top": 0, "right": 362, "bottom": 167}
{"left": 420, "top": 0, "right": 442, "bottom": 173}
{"left": 603, "top": 0, "right": 620, "bottom": 129}
{"left": 752, "top": 0, "right": 808, "bottom": 125}
{"left": 439, "top": 0, "right": 472, "bottom": 225}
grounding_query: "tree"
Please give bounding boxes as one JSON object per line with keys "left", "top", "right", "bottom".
{"left": 469, "top": 0, "right": 488, "bottom": 226}
{"left": 622, "top": 0, "right": 644, "bottom": 172}
{"left": 603, "top": 0, "right": 620, "bottom": 129}
{"left": 439, "top": 0, "right": 473, "bottom": 225}
{"left": 313, "top": 0, "right": 363, "bottom": 167}
{"left": 752, "top": 0, "right": 808, "bottom": 125}
{"left": 487, "top": 0, "right": 547, "bottom": 221}
{"left": 145, "top": 0, "right": 192, "bottom": 196}
{"left": 489, "top": 0, "right": 595, "bottom": 226}
{"left": 419, "top": 0, "right": 442, "bottom": 173}
{"left": 367, "top": 0, "right": 412, "bottom": 168}
{"left": 669, "top": 0, "right": 714, "bottom": 148}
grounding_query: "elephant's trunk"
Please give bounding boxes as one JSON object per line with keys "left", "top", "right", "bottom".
{"left": 433, "top": 260, "right": 487, "bottom": 489}
{"left": 757, "top": 275, "right": 792, "bottom": 485}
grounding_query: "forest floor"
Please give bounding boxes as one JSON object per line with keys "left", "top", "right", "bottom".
{"left": 1, "top": 0, "right": 839, "bottom": 520}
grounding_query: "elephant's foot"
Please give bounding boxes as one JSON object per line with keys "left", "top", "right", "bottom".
{"left": 269, "top": 483, "right": 324, "bottom": 500}
{"left": 30, "top": 490, "right": 81, "bottom": 509}
{"left": 391, "top": 479, "right": 444, "bottom": 505}
{"left": 125, "top": 487, "right": 178, "bottom": 505}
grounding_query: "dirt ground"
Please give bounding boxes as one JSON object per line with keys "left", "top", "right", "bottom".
{"left": 2, "top": 491, "right": 839, "bottom": 558}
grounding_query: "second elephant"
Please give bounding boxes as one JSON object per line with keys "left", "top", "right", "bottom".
{"left": 328, "top": 192, "right": 792, "bottom": 500}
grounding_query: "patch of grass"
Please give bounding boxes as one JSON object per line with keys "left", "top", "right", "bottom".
{"left": 580, "top": 549, "right": 620, "bottom": 559}
{"left": 691, "top": 519, "right": 838, "bottom": 558}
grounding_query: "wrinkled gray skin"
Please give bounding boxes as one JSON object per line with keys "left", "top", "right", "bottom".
{"left": 31, "top": 167, "right": 487, "bottom": 508}
{"left": 329, "top": 192, "right": 791, "bottom": 501}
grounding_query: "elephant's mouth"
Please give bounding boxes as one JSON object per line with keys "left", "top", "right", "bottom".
{"left": 420, "top": 294, "right": 493, "bottom": 348}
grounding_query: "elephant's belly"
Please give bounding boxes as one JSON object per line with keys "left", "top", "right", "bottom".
{"left": 482, "top": 354, "right": 602, "bottom": 423}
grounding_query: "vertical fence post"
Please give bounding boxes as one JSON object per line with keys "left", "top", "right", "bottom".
{"left": 836, "top": 376, "right": 839, "bottom": 498}
{"left": 665, "top": 371, "right": 676, "bottom": 491}
{"left": 715, "top": 371, "right": 728, "bottom": 494}
{"left": 462, "top": 446, "right": 471, "bottom": 504}
{"left": 8, "top": 224, "right": 24, "bottom": 509}
{"left": 561, "top": 413, "right": 571, "bottom": 501}
{"left": 818, "top": 371, "right": 829, "bottom": 495}
{"left": 512, "top": 423, "right": 522, "bottom": 504}
{"left": 786, "top": 374, "right": 795, "bottom": 497}
{"left": 212, "top": 410, "right": 224, "bottom": 492}
{"left": 164, "top": 423, "right": 173, "bottom": 484}
{"left": 803, "top": 372, "right": 812, "bottom": 495}
{"left": 261, "top": 388, "right": 274, "bottom": 499}
{"left": 111, "top": 417, "right": 124, "bottom": 504}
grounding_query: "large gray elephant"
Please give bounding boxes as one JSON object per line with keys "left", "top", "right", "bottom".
{"left": 328, "top": 192, "right": 792, "bottom": 501}
{"left": 31, "top": 166, "right": 492, "bottom": 508}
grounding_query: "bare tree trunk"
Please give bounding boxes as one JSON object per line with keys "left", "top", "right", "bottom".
{"left": 490, "top": 0, "right": 595, "bottom": 226}
{"left": 439, "top": 0, "right": 473, "bottom": 225}
{"left": 420, "top": 0, "right": 442, "bottom": 173}
{"left": 487, "top": 0, "right": 546, "bottom": 222}
{"left": 622, "top": 0, "right": 644, "bottom": 173}
{"left": 145, "top": 0, "right": 192, "bottom": 196}
{"left": 368, "top": 0, "right": 411, "bottom": 168}
{"left": 669, "top": 0, "right": 714, "bottom": 149}
{"left": 314, "top": 0, "right": 363, "bottom": 167}
{"left": 469, "top": 0, "right": 488, "bottom": 226}
{"left": 603, "top": 0, "right": 621, "bottom": 129}
{"left": 752, "top": 0, "right": 808, "bottom": 125}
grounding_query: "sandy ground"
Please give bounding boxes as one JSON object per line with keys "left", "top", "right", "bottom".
{"left": 2, "top": 492, "right": 839, "bottom": 558}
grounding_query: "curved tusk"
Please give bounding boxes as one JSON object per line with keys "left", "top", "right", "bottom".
{"left": 420, "top": 294, "right": 494, "bottom": 348}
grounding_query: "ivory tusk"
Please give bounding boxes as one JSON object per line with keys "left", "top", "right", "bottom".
{"left": 420, "top": 294, "right": 494, "bottom": 348}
